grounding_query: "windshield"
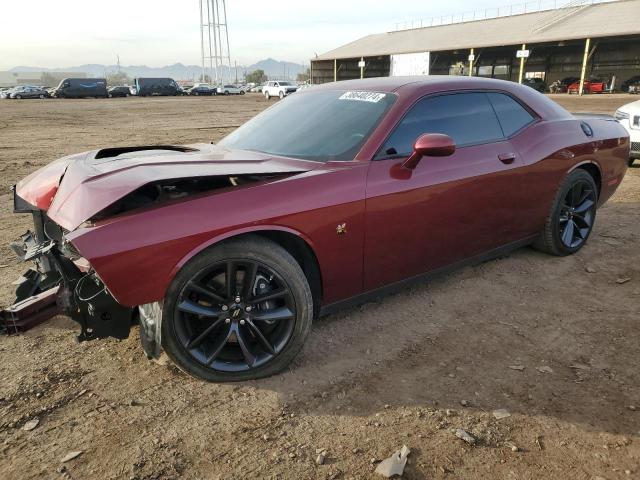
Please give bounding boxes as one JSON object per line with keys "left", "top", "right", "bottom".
{"left": 218, "top": 89, "right": 396, "bottom": 161}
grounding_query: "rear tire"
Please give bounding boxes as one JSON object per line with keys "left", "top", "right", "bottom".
{"left": 533, "top": 169, "right": 598, "bottom": 256}
{"left": 162, "top": 236, "right": 313, "bottom": 382}
{"left": 265, "top": 91, "right": 270, "bottom": 100}
{"left": 630, "top": 158, "right": 635, "bottom": 167}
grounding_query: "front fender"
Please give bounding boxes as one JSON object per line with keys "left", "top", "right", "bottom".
{"left": 66, "top": 163, "right": 368, "bottom": 308}
{"left": 166, "top": 225, "right": 319, "bottom": 288}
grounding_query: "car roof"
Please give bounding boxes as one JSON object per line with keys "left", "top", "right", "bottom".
{"left": 310, "top": 75, "right": 524, "bottom": 93}
{"left": 310, "top": 75, "right": 572, "bottom": 121}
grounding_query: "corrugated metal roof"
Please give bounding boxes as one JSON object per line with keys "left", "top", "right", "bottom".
{"left": 315, "top": 0, "right": 640, "bottom": 60}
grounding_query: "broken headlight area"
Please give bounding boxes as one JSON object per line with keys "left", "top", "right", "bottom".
{"left": 2, "top": 190, "right": 134, "bottom": 341}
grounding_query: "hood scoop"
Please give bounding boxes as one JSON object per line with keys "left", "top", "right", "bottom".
{"left": 95, "top": 145, "right": 199, "bottom": 159}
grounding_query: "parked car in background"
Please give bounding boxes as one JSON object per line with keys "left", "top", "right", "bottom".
{"left": 54, "top": 78, "right": 108, "bottom": 98}
{"left": 263, "top": 81, "right": 299, "bottom": 99}
{"left": 108, "top": 86, "right": 131, "bottom": 98}
{"left": 0, "top": 87, "right": 17, "bottom": 99}
{"left": 522, "top": 78, "right": 547, "bottom": 93}
{"left": 187, "top": 84, "right": 216, "bottom": 96}
{"left": 549, "top": 77, "right": 580, "bottom": 93}
{"left": 568, "top": 78, "right": 606, "bottom": 94}
{"left": 216, "top": 84, "right": 244, "bottom": 95}
{"left": 10, "top": 86, "right": 49, "bottom": 99}
{"left": 131, "top": 78, "right": 181, "bottom": 97}
{"left": 250, "top": 83, "right": 265, "bottom": 93}
{"left": 7, "top": 76, "right": 629, "bottom": 382}
{"left": 621, "top": 75, "right": 640, "bottom": 93}
{"left": 615, "top": 100, "right": 640, "bottom": 166}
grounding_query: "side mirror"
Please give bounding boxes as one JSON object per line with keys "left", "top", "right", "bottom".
{"left": 402, "top": 133, "right": 456, "bottom": 170}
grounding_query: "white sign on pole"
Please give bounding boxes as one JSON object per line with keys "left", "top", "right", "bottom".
{"left": 468, "top": 54, "right": 475, "bottom": 62}
{"left": 358, "top": 60, "right": 366, "bottom": 68}
{"left": 390, "top": 52, "right": 431, "bottom": 76}
{"left": 516, "top": 50, "right": 530, "bottom": 58}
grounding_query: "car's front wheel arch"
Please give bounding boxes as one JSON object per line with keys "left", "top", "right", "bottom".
{"left": 168, "top": 227, "right": 323, "bottom": 317}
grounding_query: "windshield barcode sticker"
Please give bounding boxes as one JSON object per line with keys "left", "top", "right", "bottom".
{"left": 339, "top": 91, "right": 386, "bottom": 103}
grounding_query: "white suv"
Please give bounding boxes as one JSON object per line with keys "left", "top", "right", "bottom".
{"left": 615, "top": 100, "right": 640, "bottom": 166}
{"left": 263, "top": 81, "right": 298, "bottom": 100}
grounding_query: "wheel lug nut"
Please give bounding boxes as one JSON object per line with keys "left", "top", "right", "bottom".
{"left": 235, "top": 296, "right": 241, "bottom": 303}
{"left": 245, "top": 306, "right": 252, "bottom": 312}
{"left": 240, "top": 319, "right": 246, "bottom": 326}
{"left": 225, "top": 318, "right": 231, "bottom": 324}
{"left": 222, "top": 305, "right": 229, "bottom": 311}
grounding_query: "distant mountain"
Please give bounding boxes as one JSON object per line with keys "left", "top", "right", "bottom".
{"left": 245, "top": 58, "right": 306, "bottom": 79}
{"left": 9, "top": 59, "right": 306, "bottom": 81}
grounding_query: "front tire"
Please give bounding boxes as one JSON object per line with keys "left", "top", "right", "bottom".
{"left": 533, "top": 169, "right": 598, "bottom": 256}
{"left": 265, "top": 91, "right": 271, "bottom": 100}
{"left": 279, "top": 91, "right": 285, "bottom": 99}
{"left": 162, "top": 236, "right": 313, "bottom": 382}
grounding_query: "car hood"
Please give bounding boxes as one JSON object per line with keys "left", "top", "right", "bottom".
{"left": 619, "top": 100, "right": 640, "bottom": 114}
{"left": 16, "top": 144, "right": 320, "bottom": 231}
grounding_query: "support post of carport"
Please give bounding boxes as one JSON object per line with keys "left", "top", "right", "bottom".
{"left": 579, "top": 38, "right": 591, "bottom": 97}
{"left": 334, "top": 59, "right": 337, "bottom": 82}
{"left": 468, "top": 48, "right": 474, "bottom": 77}
{"left": 360, "top": 57, "right": 364, "bottom": 79}
{"left": 518, "top": 43, "right": 526, "bottom": 84}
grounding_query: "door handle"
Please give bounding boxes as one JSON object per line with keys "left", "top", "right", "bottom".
{"left": 498, "top": 153, "right": 517, "bottom": 165}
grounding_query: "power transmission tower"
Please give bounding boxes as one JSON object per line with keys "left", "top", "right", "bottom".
{"left": 199, "top": 0, "right": 232, "bottom": 84}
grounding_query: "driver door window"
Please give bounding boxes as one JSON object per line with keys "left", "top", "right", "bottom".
{"left": 379, "top": 92, "right": 505, "bottom": 158}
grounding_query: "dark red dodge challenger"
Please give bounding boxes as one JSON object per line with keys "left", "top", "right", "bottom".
{"left": 9, "top": 76, "right": 630, "bottom": 381}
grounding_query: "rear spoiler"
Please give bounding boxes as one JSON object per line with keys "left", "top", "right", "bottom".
{"left": 572, "top": 113, "right": 616, "bottom": 121}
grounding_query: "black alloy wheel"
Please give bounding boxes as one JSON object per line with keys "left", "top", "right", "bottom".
{"left": 558, "top": 179, "right": 597, "bottom": 249}
{"left": 162, "top": 236, "right": 313, "bottom": 381}
{"left": 534, "top": 169, "right": 598, "bottom": 256}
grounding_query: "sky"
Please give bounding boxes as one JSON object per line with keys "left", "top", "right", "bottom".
{"left": 0, "top": 0, "right": 515, "bottom": 69}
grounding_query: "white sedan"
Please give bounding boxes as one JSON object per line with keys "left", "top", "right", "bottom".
{"left": 216, "top": 84, "right": 245, "bottom": 95}
{"left": 615, "top": 100, "right": 640, "bottom": 166}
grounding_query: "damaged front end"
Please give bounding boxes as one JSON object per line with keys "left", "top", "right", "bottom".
{"left": 2, "top": 143, "right": 316, "bottom": 357}
{"left": 2, "top": 186, "right": 135, "bottom": 341}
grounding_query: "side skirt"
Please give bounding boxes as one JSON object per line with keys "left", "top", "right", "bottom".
{"left": 319, "top": 235, "right": 539, "bottom": 318}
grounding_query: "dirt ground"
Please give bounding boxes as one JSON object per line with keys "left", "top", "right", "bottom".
{"left": 0, "top": 93, "right": 638, "bottom": 480}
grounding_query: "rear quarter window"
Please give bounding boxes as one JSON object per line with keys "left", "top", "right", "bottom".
{"left": 487, "top": 92, "right": 536, "bottom": 137}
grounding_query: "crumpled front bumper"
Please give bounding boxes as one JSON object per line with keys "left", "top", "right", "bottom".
{"left": 2, "top": 187, "right": 134, "bottom": 341}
